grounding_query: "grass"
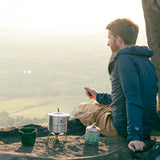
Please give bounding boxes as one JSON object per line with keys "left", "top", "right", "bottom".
{"left": 0, "top": 97, "right": 52, "bottom": 114}
{"left": 0, "top": 95, "right": 92, "bottom": 120}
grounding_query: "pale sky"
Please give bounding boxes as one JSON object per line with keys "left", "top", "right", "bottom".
{"left": 0, "top": 0, "right": 145, "bottom": 35}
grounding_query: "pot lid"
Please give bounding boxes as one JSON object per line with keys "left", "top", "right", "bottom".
{"left": 48, "top": 112, "right": 70, "bottom": 117}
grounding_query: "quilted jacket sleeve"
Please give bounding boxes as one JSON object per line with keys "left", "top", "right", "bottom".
{"left": 96, "top": 93, "right": 112, "bottom": 105}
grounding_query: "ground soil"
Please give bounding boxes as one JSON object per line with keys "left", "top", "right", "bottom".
{"left": 0, "top": 116, "right": 159, "bottom": 160}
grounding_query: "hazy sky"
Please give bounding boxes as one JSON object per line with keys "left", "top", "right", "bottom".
{"left": 0, "top": 0, "right": 145, "bottom": 35}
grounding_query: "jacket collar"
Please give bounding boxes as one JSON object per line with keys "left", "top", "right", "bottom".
{"left": 108, "top": 51, "right": 118, "bottom": 74}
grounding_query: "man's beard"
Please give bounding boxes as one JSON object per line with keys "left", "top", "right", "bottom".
{"left": 111, "top": 40, "right": 119, "bottom": 53}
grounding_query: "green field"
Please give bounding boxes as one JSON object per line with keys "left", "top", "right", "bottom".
{"left": 0, "top": 95, "right": 96, "bottom": 128}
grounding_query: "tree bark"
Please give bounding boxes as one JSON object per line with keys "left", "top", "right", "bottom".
{"left": 141, "top": 0, "right": 160, "bottom": 98}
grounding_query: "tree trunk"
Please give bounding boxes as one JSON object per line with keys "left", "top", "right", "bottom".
{"left": 141, "top": 0, "right": 160, "bottom": 99}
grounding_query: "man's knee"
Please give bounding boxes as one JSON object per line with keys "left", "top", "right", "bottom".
{"left": 77, "top": 103, "right": 88, "bottom": 109}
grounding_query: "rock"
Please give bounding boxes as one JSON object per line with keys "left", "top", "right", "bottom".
{"left": 0, "top": 115, "right": 159, "bottom": 160}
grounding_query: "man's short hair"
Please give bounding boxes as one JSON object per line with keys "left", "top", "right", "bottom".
{"left": 106, "top": 18, "right": 139, "bottom": 45}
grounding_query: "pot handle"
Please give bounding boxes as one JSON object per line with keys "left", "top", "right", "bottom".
{"left": 19, "top": 128, "right": 37, "bottom": 134}
{"left": 19, "top": 130, "right": 24, "bottom": 134}
{"left": 32, "top": 128, "right": 37, "bottom": 133}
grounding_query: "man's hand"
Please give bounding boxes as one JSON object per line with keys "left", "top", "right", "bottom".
{"left": 84, "top": 87, "right": 97, "bottom": 100}
{"left": 128, "top": 141, "right": 146, "bottom": 152}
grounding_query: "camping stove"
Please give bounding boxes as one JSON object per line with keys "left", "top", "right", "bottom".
{"left": 48, "top": 110, "right": 70, "bottom": 143}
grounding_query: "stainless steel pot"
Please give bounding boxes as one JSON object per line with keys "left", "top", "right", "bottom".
{"left": 48, "top": 112, "right": 70, "bottom": 134}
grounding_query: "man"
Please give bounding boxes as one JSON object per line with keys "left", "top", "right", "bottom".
{"left": 75, "top": 18, "right": 158, "bottom": 152}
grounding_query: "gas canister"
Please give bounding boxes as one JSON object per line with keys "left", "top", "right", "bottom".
{"left": 85, "top": 123, "right": 101, "bottom": 145}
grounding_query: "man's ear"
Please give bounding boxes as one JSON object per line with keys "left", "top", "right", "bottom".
{"left": 116, "top": 36, "right": 124, "bottom": 45}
